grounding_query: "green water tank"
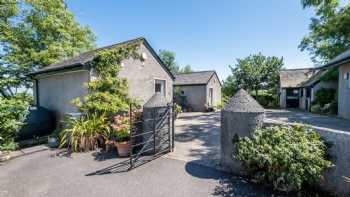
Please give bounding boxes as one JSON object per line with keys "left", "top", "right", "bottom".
{"left": 17, "top": 106, "right": 55, "bottom": 141}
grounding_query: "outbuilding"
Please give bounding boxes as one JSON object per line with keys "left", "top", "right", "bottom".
{"left": 174, "top": 71, "right": 221, "bottom": 112}
{"left": 29, "top": 37, "right": 175, "bottom": 125}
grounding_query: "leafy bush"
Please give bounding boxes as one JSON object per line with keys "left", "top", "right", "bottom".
{"left": 174, "top": 103, "right": 182, "bottom": 115}
{"left": 253, "top": 92, "right": 278, "bottom": 108}
{"left": 60, "top": 113, "right": 110, "bottom": 152}
{"left": 0, "top": 97, "right": 29, "bottom": 151}
{"left": 311, "top": 104, "right": 322, "bottom": 113}
{"left": 111, "top": 114, "right": 130, "bottom": 142}
{"left": 234, "top": 125, "right": 331, "bottom": 192}
{"left": 315, "top": 88, "right": 336, "bottom": 106}
{"left": 72, "top": 43, "right": 140, "bottom": 116}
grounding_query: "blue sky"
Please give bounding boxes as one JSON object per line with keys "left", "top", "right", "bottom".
{"left": 67, "top": 0, "right": 316, "bottom": 80}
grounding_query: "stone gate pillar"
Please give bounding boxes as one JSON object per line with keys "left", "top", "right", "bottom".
{"left": 221, "top": 89, "right": 265, "bottom": 174}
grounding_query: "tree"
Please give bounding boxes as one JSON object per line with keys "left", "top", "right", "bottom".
{"left": 223, "top": 53, "right": 283, "bottom": 97}
{"left": 179, "top": 64, "right": 193, "bottom": 74}
{"left": 300, "top": 0, "right": 350, "bottom": 63}
{"left": 159, "top": 49, "right": 179, "bottom": 75}
{"left": 222, "top": 75, "right": 239, "bottom": 98}
{"left": 0, "top": 0, "right": 96, "bottom": 98}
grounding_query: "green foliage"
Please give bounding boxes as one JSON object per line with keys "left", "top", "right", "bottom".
{"left": 320, "top": 68, "right": 338, "bottom": 82}
{"left": 111, "top": 114, "right": 130, "bottom": 142}
{"left": 222, "top": 53, "right": 283, "bottom": 102}
{"left": 315, "top": 88, "right": 336, "bottom": 106}
{"left": 234, "top": 125, "right": 332, "bottom": 192}
{"left": 73, "top": 43, "right": 140, "bottom": 116}
{"left": 222, "top": 75, "right": 239, "bottom": 98}
{"left": 0, "top": 96, "right": 29, "bottom": 150}
{"left": 311, "top": 104, "right": 322, "bottom": 113}
{"left": 179, "top": 65, "right": 193, "bottom": 74}
{"left": 0, "top": 139, "right": 18, "bottom": 151}
{"left": 158, "top": 49, "right": 194, "bottom": 74}
{"left": 59, "top": 113, "right": 110, "bottom": 152}
{"left": 159, "top": 49, "right": 179, "bottom": 75}
{"left": 253, "top": 92, "right": 278, "bottom": 108}
{"left": 174, "top": 103, "right": 182, "bottom": 114}
{"left": 300, "top": 0, "right": 350, "bottom": 63}
{"left": 0, "top": 0, "right": 96, "bottom": 97}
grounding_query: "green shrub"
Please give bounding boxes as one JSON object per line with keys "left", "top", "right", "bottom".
{"left": 253, "top": 93, "right": 278, "bottom": 108}
{"left": 234, "top": 125, "right": 331, "bottom": 192}
{"left": 315, "top": 88, "right": 336, "bottom": 106}
{"left": 0, "top": 97, "right": 29, "bottom": 151}
{"left": 311, "top": 104, "right": 322, "bottom": 113}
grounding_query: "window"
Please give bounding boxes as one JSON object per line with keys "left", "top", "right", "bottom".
{"left": 300, "top": 88, "right": 304, "bottom": 97}
{"left": 347, "top": 73, "right": 350, "bottom": 88}
{"left": 155, "top": 79, "right": 166, "bottom": 96}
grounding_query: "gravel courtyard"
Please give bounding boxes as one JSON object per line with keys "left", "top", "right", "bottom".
{"left": 0, "top": 112, "right": 279, "bottom": 197}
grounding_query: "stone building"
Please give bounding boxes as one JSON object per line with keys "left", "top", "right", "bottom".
{"left": 29, "top": 37, "right": 175, "bottom": 124}
{"left": 279, "top": 68, "right": 337, "bottom": 111}
{"left": 174, "top": 71, "right": 222, "bottom": 112}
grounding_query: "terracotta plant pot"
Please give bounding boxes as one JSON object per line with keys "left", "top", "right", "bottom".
{"left": 115, "top": 141, "right": 131, "bottom": 157}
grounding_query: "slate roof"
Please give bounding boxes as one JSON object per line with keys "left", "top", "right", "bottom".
{"left": 174, "top": 71, "right": 219, "bottom": 86}
{"left": 322, "top": 48, "right": 350, "bottom": 69}
{"left": 223, "top": 89, "right": 264, "bottom": 113}
{"left": 279, "top": 68, "right": 317, "bottom": 88}
{"left": 29, "top": 37, "right": 175, "bottom": 79}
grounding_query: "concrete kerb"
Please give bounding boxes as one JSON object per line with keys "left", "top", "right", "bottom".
{"left": 0, "top": 145, "right": 49, "bottom": 163}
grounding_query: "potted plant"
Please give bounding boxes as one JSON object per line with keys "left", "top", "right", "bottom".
{"left": 111, "top": 114, "right": 131, "bottom": 157}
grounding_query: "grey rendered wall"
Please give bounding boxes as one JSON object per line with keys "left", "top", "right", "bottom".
{"left": 338, "top": 63, "right": 350, "bottom": 120}
{"left": 117, "top": 43, "right": 173, "bottom": 105}
{"left": 36, "top": 70, "right": 90, "bottom": 124}
{"left": 176, "top": 85, "right": 206, "bottom": 112}
{"left": 206, "top": 74, "right": 222, "bottom": 107}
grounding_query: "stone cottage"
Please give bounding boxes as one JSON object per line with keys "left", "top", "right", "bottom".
{"left": 174, "top": 71, "right": 221, "bottom": 112}
{"left": 29, "top": 37, "right": 174, "bottom": 124}
{"left": 279, "top": 68, "right": 337, "bottom": 110}
{"left": 321, "top": 48, "right": 350, "bottom": 120}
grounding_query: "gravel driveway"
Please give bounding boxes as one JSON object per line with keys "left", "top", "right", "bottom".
{"left": 0, "top": 112, "right": 279, "bottom": 197}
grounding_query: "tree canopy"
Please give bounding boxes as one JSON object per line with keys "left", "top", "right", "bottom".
{"left": 223, "top": 53, "right": 283, "bottom": 97}
{"left": 158, "top": 49, "right": 193, "bottom": 75}
{"left": 300, "top": 0, "right": 350, "bottom": 63}
{"left": 0, "top": 0, "right": 96, "bottom": 98}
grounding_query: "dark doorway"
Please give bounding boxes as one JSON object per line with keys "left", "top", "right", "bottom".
{"left": 286, "top": 88, "right": 300, "bottom": 108}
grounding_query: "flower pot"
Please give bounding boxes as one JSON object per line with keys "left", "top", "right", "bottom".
{"left": 115, "top": 141, "right": 131, "bottom": 157}
{"left": 48, "top": 137, "right": 59, "bottom": 148}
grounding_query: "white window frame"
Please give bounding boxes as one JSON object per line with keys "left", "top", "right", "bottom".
{"left": 154, "top": 78, "right": 167, "bottom": 97}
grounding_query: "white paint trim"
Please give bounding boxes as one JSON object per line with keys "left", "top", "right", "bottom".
{"left": 154, "top": 78, "right": 167, "bottom": 97}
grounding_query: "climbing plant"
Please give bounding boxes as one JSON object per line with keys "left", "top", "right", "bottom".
{"left": 73, "top": 42, "right": 141, "bottom": 117}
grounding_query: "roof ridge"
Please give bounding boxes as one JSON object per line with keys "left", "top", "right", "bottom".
{"left": 176, "top": 70, "right": 215, "bottom": 75}
{"left": 281, "top": 67, "right": 317, "bottom": 71}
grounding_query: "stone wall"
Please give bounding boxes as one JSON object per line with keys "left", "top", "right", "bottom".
{"left": 264, "top": 119, "right": 350, "bottom": 196}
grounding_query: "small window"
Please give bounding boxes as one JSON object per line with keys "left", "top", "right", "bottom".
{"left": 347, "top": 73, "right": 350, "bottom": 88}
{"left": 181, "top": 90, "right": 184, "bottom": 95}
{"left": 155, "top": 79, "right": 166, "bottom": 96}
{"left": 300, "top": 89, "right": 304, "bottom": 97}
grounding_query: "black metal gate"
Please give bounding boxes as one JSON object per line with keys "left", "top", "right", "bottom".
{"left": 129, "top": 103, "right": 175, "bottom": 170}
{"left": 86, "top": 103, "right": 175, "bottom": 175}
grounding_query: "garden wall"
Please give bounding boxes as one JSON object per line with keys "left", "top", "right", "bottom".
{"left": 264, "top": 119, "right": 350, "bottom": 196}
